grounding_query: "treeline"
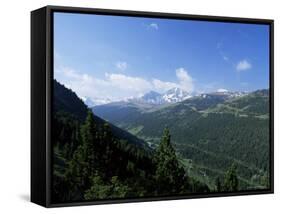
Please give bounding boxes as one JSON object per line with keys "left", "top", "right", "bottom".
{"left": 52, "top": 111, "right": 211, "bottom": 203}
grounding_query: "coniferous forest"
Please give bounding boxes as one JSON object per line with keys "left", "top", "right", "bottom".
{"left": 52, "top": 80, "right": 270, "bottom": 203}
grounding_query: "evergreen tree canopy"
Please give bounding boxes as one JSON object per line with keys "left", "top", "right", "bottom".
{"left": 154, "top": 128, "right": 186, "bottom": 194}
{"left": 215, "top": 177, "right": 222, "bottom": 192}
{"left": 80, "top": 111, "right": 99, "bottom": 176}
{"left": 223, "top": 164, "right": 239, "bottom": 192}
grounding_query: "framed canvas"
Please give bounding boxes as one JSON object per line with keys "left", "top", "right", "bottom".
{"left": 31, "top": 5, "right": 274, "bottom": 207}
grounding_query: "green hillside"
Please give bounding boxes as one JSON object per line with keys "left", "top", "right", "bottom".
{"left": 93, "top": 90, "right": 270, "bottom": 190}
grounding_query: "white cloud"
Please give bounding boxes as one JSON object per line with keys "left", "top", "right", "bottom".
{"left": 152, "top": 68, "right": 194, "bottom": 93}
{"left": 217, "top": 88, "right": 228, "bottom": 93}
{"left": 55, "top": 66, "right": 195, "bottom": 102}
{"left": 55, "top": 66, "right": 153, "bottom": 101}
{"left": 176, "top": 68, "right": 194, "bottom": 92}
{"left": 236, "top": 60, "right": 252, "bottom": 71}
{"left": 152, "top": 79, "right": 179, "bottom": 92}
{"left": 105, "top": 73, "right": 152, "bottom": 92}
{"left": 115, "top": 61, "right": 127, "bottom": 71}
{"left": 148, "top": 23, "right": 159, "bottom": 30}
{"left": 55, "top": 66, "right": 111, "bottom": 99}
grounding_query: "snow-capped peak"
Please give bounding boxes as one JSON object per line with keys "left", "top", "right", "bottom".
{"left": 128, "top": 88, "right": 192, "bottom": 105}
{"left": 162, "top": 87, "right": 192, "bottom": 103}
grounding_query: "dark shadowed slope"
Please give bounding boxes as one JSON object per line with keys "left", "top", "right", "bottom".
{"left": 53, "top": 79, "right": 149, "bottom": 149}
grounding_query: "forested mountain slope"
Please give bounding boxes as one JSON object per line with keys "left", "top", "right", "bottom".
{"left": 52, "top": 80, "right": 211, "bottom": 203}
{"left": 93, "top": 90, "right": 270, "bottom": 190}
{"left": 54, "top": 80, "right": 148, "bottom": 149}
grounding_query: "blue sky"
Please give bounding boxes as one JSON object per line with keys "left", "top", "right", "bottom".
{"left": 54, "top": 12, "right": 270, "bottom": 102}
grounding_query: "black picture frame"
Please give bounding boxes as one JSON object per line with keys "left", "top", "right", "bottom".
{"left": 31, "top": 5, "right": 274, "bottom": 208}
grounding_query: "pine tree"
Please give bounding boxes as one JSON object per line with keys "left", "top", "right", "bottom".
{"left": 65, "top": 110, "right": 99, "bottom": 192}
{"left": 101, "top": 123, "right": 112, "bottom": 160}
{"left": 84, "top": 173, "right": 111, "bottom": 200}
{"left": 64, "top": 111, "right": 101, "bottom": 196}
{"left": 73, "top": 122, "right": 82, "bottom": 154}
{"left": 98, "top": 122, "right": 114, "bottom": 173}
{"left": 84, "top": 174, "right": 130, "bottom": 200}
{"left": 223, "top": 164, "right": 239, "bottom": 192}
{"left": 154, "top": 128, "right": 186, "bottom": 194}
{"left": 103, "top": 123, "right": 112, "bottom": 142}
{"left": 215, "top": 177, "right": 222, "bottom": 192}
{"left": 66, "top": 145, "right": 86, "bottom": 189}
{"left": 80, "top": 110, "right": 98, "bottom": 178}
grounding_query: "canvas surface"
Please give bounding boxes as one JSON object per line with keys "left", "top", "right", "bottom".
{"left": 52, "top": 11, "right": 271, "bottom": 204}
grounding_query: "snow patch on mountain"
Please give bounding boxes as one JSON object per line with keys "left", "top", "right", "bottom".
{"left": 83, "top": 87, "right": 248, "bottom": 107}
{"left": 162, "top": 87, "right": 192, "bottom": 103}
{"left": 129, "top": 87, "right": 193, "bottom": 105}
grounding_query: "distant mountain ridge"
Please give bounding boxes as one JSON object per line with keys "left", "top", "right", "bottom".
{"left": 83, "top": 87, "right": 194, "bottom": 107}
{"left": 133, "top": 87, "right": 193, "bottom": 104}
{"left": 92, "top": 88, "right": 270, "bottom": 189}
{"left": 84, "top": 87, "right": 248, "bottom": 107}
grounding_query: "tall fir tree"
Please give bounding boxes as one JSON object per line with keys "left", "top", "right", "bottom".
{"left": 154, "top": 128, "right": 186, "bottom": 194}
{"left": 80, "top": 110, "right": 99, "bottom": 178}
{"left": 65, "top": 110, "right": 99, "bottom": 193}
{"left": 223, "top": 164, "right": 239, "bottom": 192}
{"left": 215, "top": 177, "right": 222, "bottom": 192}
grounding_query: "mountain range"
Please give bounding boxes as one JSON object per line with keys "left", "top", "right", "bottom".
{"left": 92, "top": 88, "right": 269, "bottom": 190}
{"left": 133, "top": 87, "right": 193, "bottom": 105}
{"left": 83, "top": 87, "right": 248, "bottom": 108}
